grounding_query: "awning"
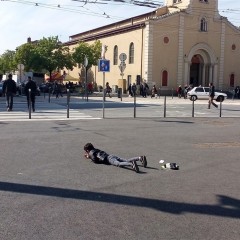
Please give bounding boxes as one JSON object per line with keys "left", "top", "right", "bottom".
{"left": 44, "top": 72, "right": 64, "bottom": 81}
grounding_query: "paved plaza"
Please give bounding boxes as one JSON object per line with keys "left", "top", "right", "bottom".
{"left": 0, "top": 95, "right": 239, "bottom": 239}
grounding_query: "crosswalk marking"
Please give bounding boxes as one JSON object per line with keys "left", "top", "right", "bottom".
{"left": 0, "top": 100, "right": 101, "bottom": 121}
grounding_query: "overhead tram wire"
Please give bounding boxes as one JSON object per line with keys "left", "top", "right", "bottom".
{"left": 72, "top": 0, "right": 164, "bottom": 9}
{"left": 1, "top": 0, "right": 123, "bottom": 20}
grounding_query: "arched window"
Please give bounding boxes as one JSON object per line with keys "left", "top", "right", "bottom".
{"left": 129, "top": 42, "right": 134, "bottom": 64}
{"left": 113, "top": 45, "right": 118, "bottom": 65}
{"left": 162, "top": 70, "right": 168, "bottom": 86}
{"left": 230, "top": 74, "right": 235, "bottom": 87}
{"left": 200, "top": 18, "right": 207, "bottom": 32}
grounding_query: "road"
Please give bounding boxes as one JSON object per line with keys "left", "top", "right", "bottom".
{"left": 0, "top": 101, "right": 239, "bottom": 239}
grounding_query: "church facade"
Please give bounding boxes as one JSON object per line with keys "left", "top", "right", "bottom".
{"left": 64, "top": 0, "right": 240, "bottom": 92}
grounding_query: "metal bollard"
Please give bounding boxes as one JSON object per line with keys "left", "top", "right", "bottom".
{"left": 219, "top": 101, "right": 222, "bottom": 117}
{"left": 192, "top": 100, "right": 195, "bottom": 117}
{"left": 67, "top": 89, "right": 70, "bottom": 118}
{"left": 28, "top": 89, "right": 31, "bottom": 119}
{"left": 48, "top": 87, "right": 51, "bottom": 103}
{"left": 164, "top": 96, "right": 166, "bottom": 118}
{"left": 134, "top": 93, "right": 136, "bottom": 118}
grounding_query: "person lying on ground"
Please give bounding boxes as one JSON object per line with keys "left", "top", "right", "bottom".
{"left": 84, "top": 143, "right": 147, "bottom": 173}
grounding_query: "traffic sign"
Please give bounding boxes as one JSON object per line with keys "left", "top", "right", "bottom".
{"left": 119, "top": 53, "right": 127, "bottom": 61}
{"left": 98, "top": 59, "right": 110, "bottom": 72}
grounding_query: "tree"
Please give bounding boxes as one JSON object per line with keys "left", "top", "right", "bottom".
{"left": 14, "top": 43, "right": 37, "bottom": 72}
{"left": 34, "top": 36, "right": 75, "bottom": 81}
{"left": 72, "top": 40, "right": 102, "bottom": 71}
{"left": 0, "top": 50, "right": 17, "bottom": 74}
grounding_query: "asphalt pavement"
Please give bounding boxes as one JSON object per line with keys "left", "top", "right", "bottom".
{"left": 0, "top": 109, "right": 239, "bottom": 239}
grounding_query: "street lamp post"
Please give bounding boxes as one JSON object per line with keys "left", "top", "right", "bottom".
{"left": 84, "top": 56, "right": 88, "bottom": 102}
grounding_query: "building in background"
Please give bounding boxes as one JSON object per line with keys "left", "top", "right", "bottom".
{"left": 64, "top": 0, "right": 240, "bottom": 93}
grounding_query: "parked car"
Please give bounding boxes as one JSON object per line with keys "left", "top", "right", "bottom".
{"left": 187, "top": 87, "right": 227, "bottom": 102}
{"left": 39, "top": 83, "right": 53, "bottom": 93}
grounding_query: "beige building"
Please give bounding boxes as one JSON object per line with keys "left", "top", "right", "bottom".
{"left": 64, "top": 0, "right": 240, "bottom": 92}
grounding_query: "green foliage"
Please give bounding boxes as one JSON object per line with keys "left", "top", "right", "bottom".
{"left": 72, "top": 40, "right": 102, "bottom": 70}
{"left": 36, "top": 36, "right": 74, "bottom": 73}
{"left": 0, "top": 50, "right": 17, "bottom": 74}
{"left": 14, "top": 43, "right": 37, "bottom": 72}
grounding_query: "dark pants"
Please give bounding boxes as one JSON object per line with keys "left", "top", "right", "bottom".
{"left": 27, "top": 93, "right": 35, "bottom": 110}
{"left": 6, "top": 92, "right": 14, "bottom": 110}
{"left": 208, "top": 96, "right": 218, "bottom": 108}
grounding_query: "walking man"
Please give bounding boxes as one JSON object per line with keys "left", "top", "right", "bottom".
{"left": 208, "top": 82, "right": 218, "bottom": 109}
{"left": 25, "top": 76, "right": 37, "bottom": 112}
{"left": 2, "top": 74, "right": 17, "bottom": 111}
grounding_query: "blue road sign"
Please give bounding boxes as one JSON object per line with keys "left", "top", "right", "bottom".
{"left": 98, "top": 59, "right": 110, "bottom": 72}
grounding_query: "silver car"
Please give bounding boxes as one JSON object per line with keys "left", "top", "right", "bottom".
{"left": 187, "top": 87, "right": 227, "bottom": 102}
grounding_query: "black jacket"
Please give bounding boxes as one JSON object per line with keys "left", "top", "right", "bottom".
{"left": 88, "top": 148, "right": 109, "bottom": 164}
{"left": 3, "top": 79, "right": 17, "bottom": 94}
{"left": 209, "top": 85, "right": 215, "bottom": 97}
{"left": 25, "top": 80, "right": 37, "bottom": 95}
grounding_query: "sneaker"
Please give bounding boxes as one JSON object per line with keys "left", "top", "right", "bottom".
{"left": 140, "top": 156, "right": 147, "bottom": 168}
{"left": 7, "top": 108, "right": 10, "bottom": 112}
{"left": 132, "top": 161, "right": 139, "bottom": 173}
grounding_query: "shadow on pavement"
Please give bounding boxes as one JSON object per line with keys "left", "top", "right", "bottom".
{"left": 0, "top": 181, "right": 239, "bottom": 219}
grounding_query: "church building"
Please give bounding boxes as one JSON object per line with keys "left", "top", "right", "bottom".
{"left": 64, "top": 0, "right": 240, "bottom": 92}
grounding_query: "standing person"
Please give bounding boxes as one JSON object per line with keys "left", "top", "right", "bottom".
{"left": 84, "top": 143, "right": 147, "bottom": 173}
{"left": 105, "top": 82, "right": 112, "bottom": 98}
{"left": 128, "top": 83, "right": 133, "bottom": 97}
{"left": 56, "top": 82, "right": 63, "bottom": 98}
{"left": 142, "top": 82, "right": 149, "bottom": 98}
{"left": 208, "top": 82, "right": 218, "bottom": 109}
{"left": 184, "top": 85, "right": 188, "bottom": 99}
{"left": 151, "top": 85, "right": 157, "bottom": 98}
{"left": 132, "top": 83, "right": 137, "bottom": 96}
{"left": 24, "top": 76, "right": 37, "bottom": 112}
{"left": 177, "top": 85, "right": 182, "bottom": 98}
{"left": 2, "top": 74, "right": 17, "bottom": 111}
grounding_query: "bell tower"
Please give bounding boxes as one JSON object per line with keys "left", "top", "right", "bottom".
{"left": 164, "top": 0, "right": 219, "bottom": 17}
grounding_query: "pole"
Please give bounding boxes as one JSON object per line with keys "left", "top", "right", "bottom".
{"left": 220, "top": 101, "right": 222, "bottom": 117}
{"left": 85, "top": 67, "right": 87, "bottom": 102}
{"left": 48, "top": 87, "right": 51, "bottom": 103}
{"left": 164, "top": 95, "right": 166, "bottom": 118}
{"left": 172, "top": 88, "right": 173, "bottom": 99}
{"left": 103, "top": 72, "right": 105, "bottom": 118}
{"left": 192, "top": 100, "right": 195, "bottom": 118}
{"left": 28, "top": 89, "right": 31, "bottom": 119}
{"left": 134, "top": 93, "right": 136, "bottom": 118}
{"left": 67, "top": 89, "right": 70, "bottom": 118}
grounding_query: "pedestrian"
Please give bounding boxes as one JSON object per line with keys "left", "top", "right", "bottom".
{"left": 24, "top": 76, "right": 37, "bottom": 112}
{"left": 184, "top": 85, "right": 188, "bottom": 99}
{"left": 208, "top": 82, "right": 218, "bottom": 109}
{"left": 177, "top": 85, "right": 182, "bottom": 98}
{"left": 56, "top": 83, "right": 63, "bottom": 98}
{"left": 132, "top": 83, "right": 137, "bottom": 96}
{"left": 142, "top": 82, "right": 149, "bottom": 97}
{"left": 2, "top": 73, "right": 17, "bottom": 111}
{"left": 151, "top": 85, "right": 157, "bottom": 98}
{"left": 128, "top": 83, "right": 133, "bottom": 97}
{"left": 140, "top": 83, "right": 143, "bottom": 97}
{"left": 105, "top": 82, "right": 112, "bottom": 98}
{"left": 87, "top": 82, "right": 93, "bottom": 94}
{"left": 84, "top": 143, "right": 147, "bottom": 173}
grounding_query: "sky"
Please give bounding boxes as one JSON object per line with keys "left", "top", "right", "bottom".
{"left": 0, "top": 0, "right": 240, "bottom": 54}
